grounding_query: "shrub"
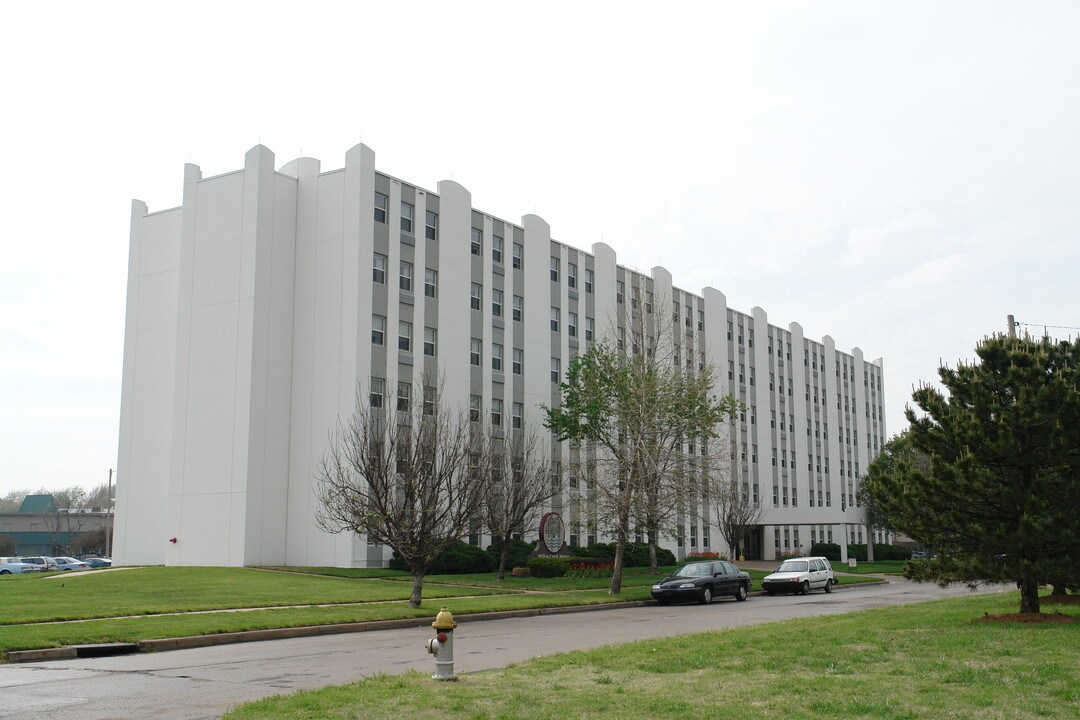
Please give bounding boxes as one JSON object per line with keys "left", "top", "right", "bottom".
{"left": 565, "top": 561, "right": 614, "bottom": 579}
{"left": 810, "top": 543, "right": 842, "bottom": 561}
{"left": 527, "top": 556, "right": 570, "bottom": 578}
{"left": 486, "top": 539, "right": 534, "bottom": 570}
{"left": 511, "top": 566, "right": 531, "bottom": 578}
{"left": 388, "top": 542, "right": 496, "bottom": 574}
{"left": 846, "top": 544, "right": 912, "bottom": 562}
{"left": 685, "top": 551, "right": 725, "bottom": 562}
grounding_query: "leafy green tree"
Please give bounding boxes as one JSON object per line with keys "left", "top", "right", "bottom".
{"left": 865, "top": 334, "right": 1080, "bottom": 614}
{"left": 544, "top": 332, "right": 738, "bottom": 593}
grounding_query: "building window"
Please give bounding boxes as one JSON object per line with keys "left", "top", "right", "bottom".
{"left": 469, "top": 394, "right": 481, "bottom": 423}
{"left": 370, "top": 377, "right": 385, "bottom": 408}
{"left": 470, "top": 338, "right": 482, "bottom": 366}
{"left": 374, "top": 192, "right": 388, "bottom": 223}
{"left": 550, "top": 306, "right": 560, "bottom": 333}
{"left": 585, "top": 317, "right": 594, "bottom": 342}
{"left": 512, "top": 242, "right": 523, "bottom": 269}
{"left": 398, "top": 321, "right": 412, "bottom": 352}
{"left": 492, "top": 343, "right": 503, "bottom": 372}
{"left": 424, "top": 269, "right": 437, "bottom": 298}
{"left": 492, "top": 289, "right": 503, "bottom": 317}
{"left": 567, "top": 262, "right": 577, "bottom": 289}
{"left": 471, "top": 227, "right": 483, "bottom": 255}
{"left": 616, "top": 280, "right": 625, "bottom": 304}
{"left": 423, "top": 386, "right": 436, "bottom": 416}
{"left": 685, "top": 305, "right": 693, "bottom": 328}
{"left": 645, "top": 291, "right": 653, "bottom": 314}
{"left": 512, "top": 402, "right": 523, "bottom": 429}
{"left": 471, "top": 283, "right": 482, "bottom": 311}
{"left": 400, "top": 201, "right": 414, "bottom": 233}
{"left": 551, "top": 357, "right": 561, "bottom": 383}
{"left": 512, "top": 348, "right": 523, "bottom": 375}
{"left": 698, "top": 310, "right": 705, "bottom": 331}
{"left": 372, "top": 253, "right": 386, "bottom": 284}
{"left": 585, "top": 269, "right": 594, "bottom": 293}
{"left": 371, "top": 315, "right": 386, "bottom": 345}
{"left": 397, "top": 382, "right": 411, "bottom": 411}
{"left": 568, "top": 311, "right": 578, "bottom": 338}
{"left": 492, "top": 235, "right": 503, "bottom": 264}
{"left": 425, "top": 211, "right": 438, "bottom": 240}
{"left": 513, "top": 295, "right": 523, "bottom": 322}
{"left": 399, "top": 261, "right": 413, "bottom": 292}
{"left": 424, "top": 327, "right": 437, "bottom": 356}
{"left": 550, "top": 256, "right": 560, "bottom": 282}
{"left": 491, "top": 399, "right": 503, "bottom": 427}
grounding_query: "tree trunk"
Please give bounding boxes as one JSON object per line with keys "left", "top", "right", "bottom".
{"left": 610, "top": 510, "right": 630, "bottom": 594}
{"left": 409, "top": 569, "right": 426, "bottom": 608}
{"left": 647, "top": 528, "right": 658, "bottom": 573}
{"left": 1051, "top": 580, "right": 1067, "bottom": 597}
{"left": 1018, "top": 576, "right": 1041, "bottom": 614}
{"left": 498, "top": 536, "right": 510, "bottom": 582}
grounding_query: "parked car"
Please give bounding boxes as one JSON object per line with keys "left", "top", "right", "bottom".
{"left": 0, "top": 557, "right": 43, "bottom": 574}
{"left": 651, "top": 560, "right": 751, "bottom": 605}
{"left": 762, "top": 556, "right": 835, "bottom": 595}
{"left": 52, "top": 556, "right": 91, "bottom": 571}
{"left": 18, "top": 556, "right": 60, "bottom": 572}
{"left": 83, "top": 557, "right": 112, "bottom": 568}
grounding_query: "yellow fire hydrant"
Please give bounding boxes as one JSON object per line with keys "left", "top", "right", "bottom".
{"left": 425, "top": 607, "right": 458, "bottom": 680}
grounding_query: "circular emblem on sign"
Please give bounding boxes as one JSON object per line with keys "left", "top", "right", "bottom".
{"left": 539, "top": 512, "right": 564, "bottom": 554}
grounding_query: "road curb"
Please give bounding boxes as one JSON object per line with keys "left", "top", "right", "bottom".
{"left": 4, "top": 579, "right": 887, "bottom": 663}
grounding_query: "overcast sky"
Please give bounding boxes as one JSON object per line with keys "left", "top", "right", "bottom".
{"left": 2, "top": 1, "right": 1078, "bottom": 497}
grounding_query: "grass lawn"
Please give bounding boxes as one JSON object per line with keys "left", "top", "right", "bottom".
{"left": 0, "top": 567, "right": 512, "bottom": 625}
{"left": 223, "top": 591, "right": 1080, "bottom": 720}
{"left": 0, "top": 587, "right": 654, "bottom": 655}
{"left": 835, "top": 560, "right": 909, "bottom": 575}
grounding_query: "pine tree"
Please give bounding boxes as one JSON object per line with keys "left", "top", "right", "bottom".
{"left": 866, "top": 334, "right": 1080, "bottom": 614}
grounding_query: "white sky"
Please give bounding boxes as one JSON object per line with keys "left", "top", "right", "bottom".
{"left": 2, "top": 1, "right": 1078, "bottom": 496}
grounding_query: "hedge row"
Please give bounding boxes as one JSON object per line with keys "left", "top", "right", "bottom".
{"left": 809, "top": 542, "right": 912, "bottom": 562}
{"left": 389, "top": 539, "right": 681, "bottom": 575}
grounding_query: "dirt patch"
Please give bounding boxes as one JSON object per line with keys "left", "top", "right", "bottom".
{"left": 1041, "top": 594, "right": 1080, "bottom": 606}
{"left": 977, "top": 612, "right": 1076, "bottom": 624}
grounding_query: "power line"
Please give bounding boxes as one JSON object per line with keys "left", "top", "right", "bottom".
{"left": 1016, "top": 322, "right": 1080, "bottom": 332}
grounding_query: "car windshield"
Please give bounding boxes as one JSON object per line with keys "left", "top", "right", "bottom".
{"left": 675, "top": 563, "right": 712, "bottom": 577}
{"left": 777, "top": 560, "right": 809, "bottom": 573}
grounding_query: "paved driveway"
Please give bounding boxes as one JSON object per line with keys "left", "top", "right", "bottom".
{"left": 0, "top": 577, "right": 1002, "bottom": 720}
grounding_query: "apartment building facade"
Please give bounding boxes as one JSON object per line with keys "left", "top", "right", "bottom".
{"left": 114, "top": 143, "right": 887, "bottom": 568}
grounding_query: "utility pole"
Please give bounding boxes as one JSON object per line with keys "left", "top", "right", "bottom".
{"left": 104, "top": 468, "right": 113, "bottom": 558}
{"left": 1007, "top": 314, "right": 1016, "bottom": 339}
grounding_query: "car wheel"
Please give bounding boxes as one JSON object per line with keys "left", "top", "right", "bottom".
{"left": 801, "top": 581, "right": 810, "bottom": 595}
{"left": 657, "top": 598, "right": 670, "bottom": 606}
{"left": 699, "top": 586, "right": 713, "bottom": 604}
{"left": 735, "top": 583, "right": 748, "bottom": 601}
{"left": 0, "top": 570, "right": 10, "bottom": 575}
{"left": 766, "top": 590, "right": 775, "bottom": 596}
{"left": 824, "top": 579, "right": 834, "bottom": 593}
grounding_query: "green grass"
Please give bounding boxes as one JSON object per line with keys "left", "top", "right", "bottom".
{"left": 223, "top": 591, "right": 1080, "bottom": 720}
{"left": 834, "top": 560, "right": 909, "bottom": 575}
{"left": 262, "top": 567, "right": 411, "bottom": 579}
{"left": 0, "top": 587, "right": 652, "bottom": 654}
{"left": 0, "top": 567, "right": 511, "bottom": 625}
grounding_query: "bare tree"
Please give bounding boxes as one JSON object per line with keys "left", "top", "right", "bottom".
{"left": 710, "top": 425, "right": 766, "bottom": 561}
{"left": 481, "top": 426, "right": 555, "bottom": 580}
{"left": 315, "top": 380, "right": 489, "bottom": 608}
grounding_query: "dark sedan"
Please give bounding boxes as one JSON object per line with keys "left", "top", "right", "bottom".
{"left": 651, "top": 560, "right": 751, "bottom": 605}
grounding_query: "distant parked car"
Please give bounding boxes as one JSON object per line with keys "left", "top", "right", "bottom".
{"left": 651, "top": 560, "right": 751, "bottom": 605}
{"left": 52, "top": 556, "right": 91, "bottom": 571}
{"left": 18, "top": 556, "right": 60, "bottom": 572}
{"left": 83, "top": 557, "right": 112, "bottom": 568}
{"left": 0, "top": 557, "right": 42, "bottom": 574}
{"left": 762, "top": 557, "right": 836, "bottom": 595}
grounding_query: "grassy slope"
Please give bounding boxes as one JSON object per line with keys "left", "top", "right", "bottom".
{"left": 225, "top": 592, "right": 1080, "bottom": 720}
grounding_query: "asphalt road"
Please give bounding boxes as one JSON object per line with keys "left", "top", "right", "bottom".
{"left": 0, "top": 577, "right": 1003, "bottom": 720}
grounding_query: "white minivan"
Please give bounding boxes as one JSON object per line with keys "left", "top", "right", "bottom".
{"left": 762, "top": 556, "right": 836, "bottom": 595}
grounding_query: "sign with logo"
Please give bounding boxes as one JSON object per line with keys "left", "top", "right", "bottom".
{"left": 538, "top": 512, "right": 564, "bottom": 554}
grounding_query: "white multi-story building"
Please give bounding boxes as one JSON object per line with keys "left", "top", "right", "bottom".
{"left": 114, "top": 143, "right": 887, "bottom": 568}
